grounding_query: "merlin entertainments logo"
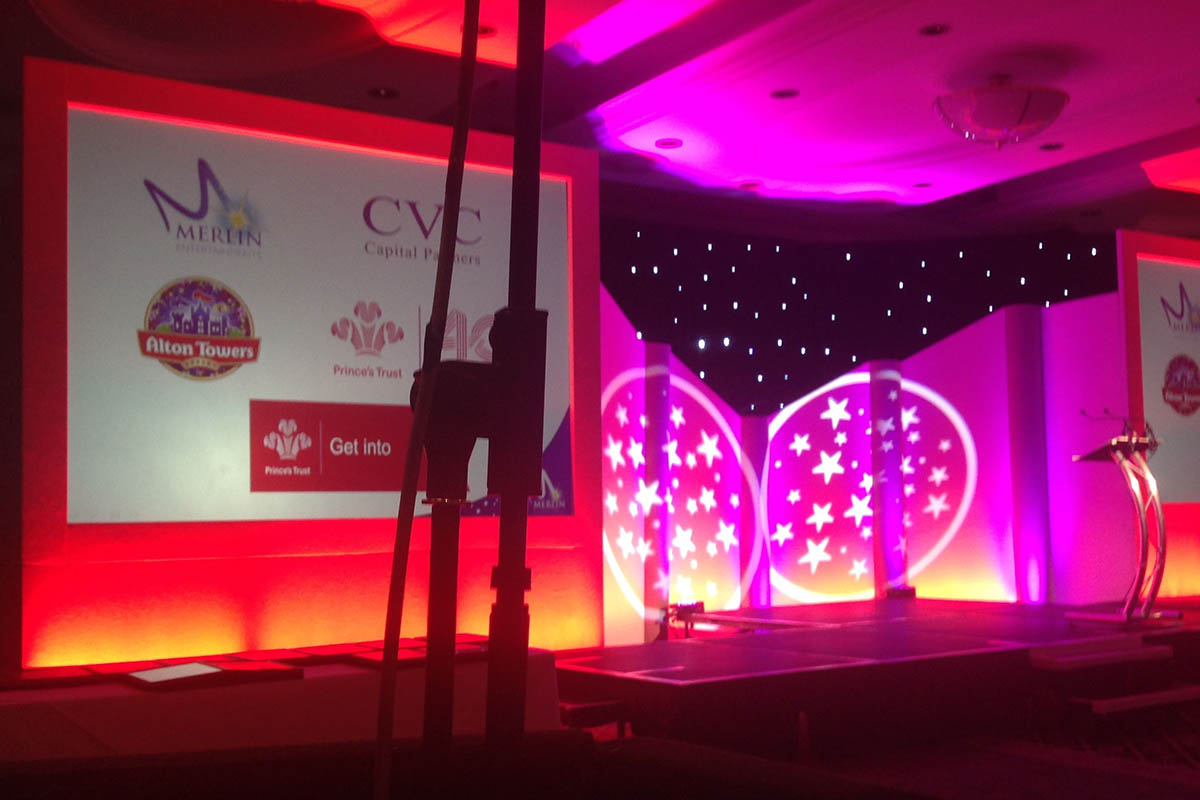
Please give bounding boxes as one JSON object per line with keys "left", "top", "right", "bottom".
{"left": 137, "top": 276, "right": 260, "bottom": 380}
{"left": 1163, "top": 354, "right": 1200, "bottom": 416}
{"left": 144, "top": 158, "right": 264, "bottom": 258}
{"left": 529, "top": 469, "right": 569, "bottom": 513}
{"left": 1161, "top": 282, "right": 1200, "bottom": 334}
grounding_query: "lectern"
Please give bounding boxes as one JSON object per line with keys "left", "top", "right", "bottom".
{"left": 1069, "top": 431, "right": 1172, "bottom": 623}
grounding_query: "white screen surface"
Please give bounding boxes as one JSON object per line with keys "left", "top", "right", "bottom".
{"left": 67, "top": 108, "right": 570, "bottom": 522}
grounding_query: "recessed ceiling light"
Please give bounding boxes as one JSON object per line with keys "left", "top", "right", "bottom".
{"left": 655, "top": 137, "right": 683, "bottom": 149}
{"left": 919, "top": 23, "right": 950, "bottom": 36}
{"left": 1039, "top": 142, "right": 1065, "bottom": 151}
{"left": 368, "top": 87, "right": 397, "bottom": 99}
{"left": 770, "top": 88, "right": 799, "bottom": 99}
{"left": 913, "top": 182, "right": 932, "bottom": 188}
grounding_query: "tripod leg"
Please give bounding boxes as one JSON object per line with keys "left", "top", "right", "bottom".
{"left": 423, "top": 502, "right": 462, "bottom": 747}
{"left": 486, "top": 499, "right": 531, "bottom": 743}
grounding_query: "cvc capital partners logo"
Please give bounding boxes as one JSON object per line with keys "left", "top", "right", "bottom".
{"left": 361, "top": 195, "right": 482, "bottom": 266}
{"left": 145, "top": 158, "right": 264, "bottom": 258}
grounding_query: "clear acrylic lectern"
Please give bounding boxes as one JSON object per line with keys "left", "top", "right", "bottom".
{"left": 1069, "top": 431, "right": 1172, "bottom": 624}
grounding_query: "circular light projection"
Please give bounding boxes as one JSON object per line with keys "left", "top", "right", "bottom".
{"left": 761, "top": 372, "right": 977, "bottom": 602}
{"left": 600, "top": 368, "right": 764, "bottom": 619}
{"left": 654, "top": 137, "right": 684, "bottom": 149}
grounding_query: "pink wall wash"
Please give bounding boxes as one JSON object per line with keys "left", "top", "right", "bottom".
{"left": 891, "top": 312, "right": 1015, "bottom": 602}
{"left": 600, "top": 289, "right": 760, "bottom": 643}
{"left": 1041, "top": 293, "right": 1139, "bottom": 605}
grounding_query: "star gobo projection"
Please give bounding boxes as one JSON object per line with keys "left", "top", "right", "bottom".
{"left": 764, "top": 372, "right": 977, "bottom": 603}
{"left": 601, "top": 367, "right": 762, "bottom": 619}
{"left": 600, "top": 361, "right": 978, "bottom": 620}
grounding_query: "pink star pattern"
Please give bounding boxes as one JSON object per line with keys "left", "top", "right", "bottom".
{"left": 765, "top": 378, "right": 970, "bottom": 601}
{"left": 602, "top": 376, "right": 746, "bottom": 611}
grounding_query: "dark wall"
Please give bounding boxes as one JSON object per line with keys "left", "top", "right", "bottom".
{"left": 1, "top": 97, "right": 21, "bottom": 676}
{"left": 601, "top": 217, "right": 1117, "bottom": 415}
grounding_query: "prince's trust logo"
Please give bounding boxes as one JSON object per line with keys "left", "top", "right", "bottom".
{"left": 263, "top": 419, "right": 312, "bottom": 462}
{"left": 331, "top": 301, "right": 405, "bottom": 380}
{"left": 331, "top": 301, "right": 404, "bottom": 357}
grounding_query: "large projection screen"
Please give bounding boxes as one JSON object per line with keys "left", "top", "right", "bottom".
{"left": 1118, "top": 230, "right": 1200, "bottom": 503}
{"left": 66, "top": 107, "right": 569, "bottom": 522}
{"left": 22, "top": 58, "right": 601, "bottom": 667}
{"left": 1115, "top": 229, "right": 1200, "bottom": 599}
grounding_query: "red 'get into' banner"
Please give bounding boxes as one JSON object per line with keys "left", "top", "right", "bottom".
{"left": 249, "top": 399, "right": 422, "bottom": 492}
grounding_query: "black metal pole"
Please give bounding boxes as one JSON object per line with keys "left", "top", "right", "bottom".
{"left": 374, "top": 2, "right": 480, "bottom": 797}
{"left": 485, "top": 0, "right": 547, "bottom": 745}
{"left": 505, "top": 0, "right": 545, "bottom": 313}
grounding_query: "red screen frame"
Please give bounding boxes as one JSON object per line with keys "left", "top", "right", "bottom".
{"left": 22, "top": 57, "right": 601, "bottom": 667}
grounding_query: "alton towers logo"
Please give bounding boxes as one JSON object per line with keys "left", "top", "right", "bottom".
{"left": 144, "top": 158, "right": 264, "bottom": 251}
{"left": 1163, "top": 355, "right": 1200, "bottom": 416}
{"left": 137, "top": 276, "right": 261, "bottom": 380}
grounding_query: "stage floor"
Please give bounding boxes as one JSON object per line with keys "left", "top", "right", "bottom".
{"left": 556, "top": 598, "right": 1200, "bottom": 757}
{"left": 563, "top": 598, "right": 1194, "bottom": 684}
{"left": 5, "top": 598, "right": 1200, "bottom": 770}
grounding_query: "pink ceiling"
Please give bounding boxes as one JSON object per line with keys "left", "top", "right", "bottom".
{"left": 586, "top": 0, "right": 1200, "bottom": 205}
{"left": 16, "top": 0, "right": 1200, "bottom": 223}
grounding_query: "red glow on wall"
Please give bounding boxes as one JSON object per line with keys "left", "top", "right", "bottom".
{"left": 1141, "top": 147, "right": 1200, "bottom": 195}
{"left": 66, "top": 101, "right": 563, "bottom": 181}
{"left": 1162, "top": 504, "right": 1200, "bottom": 598}
{"left": 23, "top": 516, "right": 601, "bottom": 667}
{"left": 22, "top": 58, "right": 601, "bottom": 667}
